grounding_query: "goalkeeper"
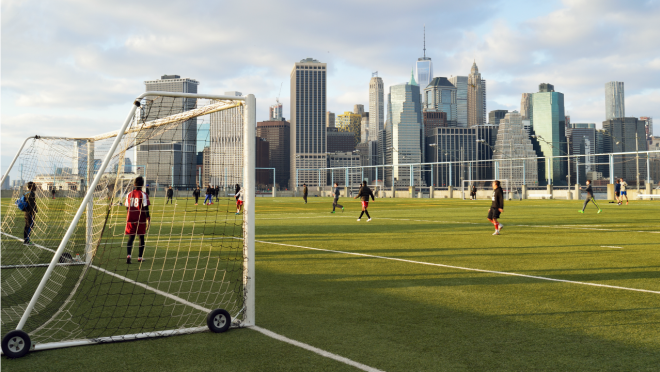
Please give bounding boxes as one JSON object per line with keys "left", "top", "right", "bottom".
{"left": 125, "top": 176, "right": 150, "bottom": 264}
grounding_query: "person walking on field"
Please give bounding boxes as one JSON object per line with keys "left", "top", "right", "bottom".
{"left": 302, "top": 184, "right": 308, "bottom": 204}
{"left": 331, "top": 182, "right": 344, "bottom": 213}
{"left": 354, "top": 181, "right": 375, "bottom": 222}
{"left": 487, "top": 180, "right": 504, "bottom": 235}
{"left": 193, "top": 186, "right": 201, "bottom": 205}
{"left": 166, "top": 186, "right": 174, "bottom": 205}
{"left": 23, "top": 182, "right": 38, "bottom": 245}
{"left": 125, "top": 176, "right": 150, "bottom": 264}
{"left": 613, "top": 179, "right": 621, "bottom": 204}
{"left": 619, "top": 178, "right": 629, "bottom": 205}
{"left": 204, "top": 185, "right": 214, "bottom": 205}
{"left": 579, "top": 180, "right": 601, "bottom": 214}
{"left": 234, "top": 184, "right": 243, "bottom": 215}
{"left": 215, "top": 185, "right": 220, "bottom": 200}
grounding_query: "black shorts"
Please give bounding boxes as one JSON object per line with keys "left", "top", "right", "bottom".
{"left": 488, "top": 208, "right": 501, "bottom": 220}
{"left": 615, "top": 191, "right": 620, "bottom": 197}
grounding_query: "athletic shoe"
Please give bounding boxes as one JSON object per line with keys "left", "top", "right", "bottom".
{"left": 626, "top": 202, "right": 628, "bottom": 205}
{"left": 331, "top": 211, "right": 335, "bottom": 213}
{"left": 137, "top": 257, "right": 144, "bottom": 263}
{"left": 578, "top": 210, "right": 584, "bottom": 213}
{"left": 357, "top": 218, "right": 361, "bottom": 221}
{"left": 127, "top": 256, "right": 131, "bottom": 264}
{"left": 492, "top": 231, "right": 500, "bottom": 235}
{"left": 341, "top": 207, "right": 344, "bottom": 212}
{"left": 367, "top": 218, "right": 372, "bottom": 222}
{"left": 498, "top": 223, "right": 503, "bottom": 232}
{"left": 235, "top": 212, "right": 239, "bottom": 215}
{"left": 598, "top": 209, "right": 602, "bottom": 214}
{"left": 195, "top": 203, "right": 198, "bottom": 205}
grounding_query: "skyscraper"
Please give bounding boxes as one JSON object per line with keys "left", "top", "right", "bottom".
{"left": 424, "top": 77, "right": 457, "bottom": 125}
{"left": 640, "top": 116, "right": 653, "bottom": 140}
{"left": 467, "top": 61, "right": 486, "bottom": 127}
{"left": 360, "top": 112, "right": 369, "bottom": 143}
{"left": 257, "top": 120, "right": 291, "bottom": 188}
{"left": 353, "top": 104, "right": 365, "bottom": 115}
{"left": 493, "top": 111, "right": 538, "bottom": 187}
{"left": 369, "top": 75, "right": 385, "bottom": 139}
{"left": 531, "top": 83, "right": 568, "bottom": 185}
{"left": 337, "top": 111, "right": 362, "bottom": 146}
{"left": 488, "top": 110, "right": 508, "bottom": 125}
{"left": 448, "top": 76, "right": 468, "bottom": 127}
{"left": 567, "top": 123, "right": 597, "bottom": 184}
{"left": 386, "top": 80, "right": 423, "bottom": 187}
{"left": 416, "top": 27, "right": 433, "bottom": 97}
{"left": 603, "top": 117, "right": 648, "bottom": 182}
{"left": 139, "top": 75, "right": 199, "bottom": 188}
{"left": 269, "top": 102, "right": 283, "bottom": 121}
{"left": 605, "top": 81, "right": 625, "bottom": 120}
{"left": 290, "top": 58, "right": 327, "bottom": 187}
{"left": 210, "top": 91, "right": 244, "bottom": 189}
{"left": 520, "top": 93, "right": 533, "bottom": 120}
{"left": 326, "top": 111, "right": 335, "bottom": 128}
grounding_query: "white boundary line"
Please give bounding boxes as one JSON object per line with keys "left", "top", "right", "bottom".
{"left": 1, "top": 232, "right": 382, "bottom": 371}
{"left": 255, "top": 240, "right": 660, "bottom": 295}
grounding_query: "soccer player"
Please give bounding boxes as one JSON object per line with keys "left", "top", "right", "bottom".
{"left": 125, "top": 176, "right": 150, "bottom": 264}
{"left": 354, "top": 181, "right": 375, "bottom": 222}
{"left": 303, "top": 184, "right": 308, "bottom": 204}
{"left": 205, "top": 185, "right": 213, "bottom": 205}
{"left": 215, "top": 185, "right": 220, "bottom": 200}
{"left": 619, "top": 178, "right": 629, "bottom": 205}
{"left": 614, "top": 179, "right": 621, "bottom": 204}
{"left": 579, "top": 179, "right": 601, "bottom": 214}
{"left": 51, "top": 188, "right": 56, "bottom": 199}
{"left": 487, "top": 180, "right": 504, "bottom": 235}
{"left": 193, "top": 186, "right": 201, "bottom": 205}
{"left": 23, "top": 182, "right": 38, "bottom": 245}
{"left": 166, "top": 186, "right": 174, "bottom": 205}
{"left": 331, "top": 182, "right": 344, "bottom": 213}
{"left": 234, "top": 184, "right": 243, "bottom": 215}
{"left": 470, "top": 184, "right": 477, "bottom": 200}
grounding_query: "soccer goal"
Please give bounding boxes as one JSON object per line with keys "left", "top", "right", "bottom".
{"left": 461, "top": 179, "right": 510, "bottom": 200}
{"left": 0, "top": 91, "right": 256, "bottom": 358}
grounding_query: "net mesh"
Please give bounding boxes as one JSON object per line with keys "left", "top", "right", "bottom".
{"left": 1, "top": 95, "right": 248, "bottom": 345}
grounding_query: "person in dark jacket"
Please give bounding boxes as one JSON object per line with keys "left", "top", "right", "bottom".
{"left": 354, "top": 181, "right": 375, "bottom": 222}
{"left": 215, "top": 186, "right": 220, "bottom": 199}
{"left": 24, "top": 182, "right": 38, "bottom": 244}
{"left": 145, "top": 185, "right": 150, "bottom": 196}
{"left": 487, "top": 180, "right": 504, "bottom": 235}
{"left": 51, "top": 188, "right": 56, "bottom": 199}
{"left": 205, "top": 185, "right": 213, "bottom": 205}
{"left": 331, "top": 183, "right": 344, "bottom": 213}
{"left": 302, "top": 184, "right": 308, "bottom": 204}
{"left": 193, "top": 186, "right": 201, "bottom": 205}
{"left": 579, "top": 180, "right": 601, "bottom": 214}
{"left": 166, "top": 186, "right": 174, "bottom": 205}
{"left": 470, "top": 184, "right": 477, "bottom": 200}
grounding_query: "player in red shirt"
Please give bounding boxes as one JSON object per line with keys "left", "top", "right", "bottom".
{"left": 124, "top": 176, "right": 150, "bottom": 264}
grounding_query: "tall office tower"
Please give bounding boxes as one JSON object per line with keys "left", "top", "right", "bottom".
{"left": 202, "top": 146, "right": 210, "bottom": 187}
{"left": 327, "top": 152, "right": 362, "bottom": 185}
{"left": 474, "top": 124, "right": 499, "bottom": 180}
{"left": 567, "top": 123, "right": 597, "bottom": 184}
{"left": 355, "top": 140, "right": 377, "bottom": 182}
{"left": 425, "top": 127, "right": 477, "bottom": 187}
{"left": 640, "top": 117, "right": 653, "bottom": 140}
{"left": 255, "top": 138, "right": 270, "bottom": 185}
{"left": 326, "top": 127, "right": 355, "bottom": 153}
{"left": 595, "top": 130, "right": 612, "bottom": 179}
{"left": 448, "top": 76, "right": 468, "bottom": 127}
{"left": 520, "top": 93, "right": 533, "bottom": 120}
{"left": 337, "top": 111, "right": 362, "bottom": 146}
{"left": 72, "top": 140, "right": 88, "bottom": 176}
{"left": 423, "top": 110, "right": 447, "bottom": 137}
{"left": 565, "top": 115, "right": 571, "bottom": 129}
{"left": 360, "top": 112, "right": 370, "bottom": 143}
{"left": 493, "top": 111, "right": 538, "bottom": 187}
{"left": 386, "top": 81, "right": 423, "bottom": 187}
{"left": 416, "top": 26, "right": 433, "bottom": 98}
{"left": 326, "top": 111, "right": 335, "bottom": 128}
{"left": 424, "top": 77, "right": 457, "bottom": 126}
{"left": 369, "top": 75, "right": 385, "bottom": 138}
{"left": 210, "top": 91, "right": 244, "bottom": 189}
{"left": 531, "top": 83, "right": 568, "bottom": 185}
{"left": 467, "top": 61, "right": 486, "bottom": 127}
{"left": 269, "top": 102, "right": 283, "bottom": 121}
{"left": 354, "top": 104, "right": 365, "bottom": 115}
{"left": 139, "top": 75, "right": 199, "bottom": 188}
{"left": 257, "top": 120, "right": 291, "bottom": 188}
{"left": 488, "top": 110, "right": 508, "bottom": 125}
{"left": 290, "top": 58, "right": 327, "bottom": 188}
{"left": 605, "top": 81, "right": 625, "bottom": 120}
{"left": 603, "top": 117, "right": 648, "bottom": 182}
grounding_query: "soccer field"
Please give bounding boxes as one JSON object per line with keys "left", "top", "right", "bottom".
{"left": 2, "top": 196, "right": 659, "bottom": 371}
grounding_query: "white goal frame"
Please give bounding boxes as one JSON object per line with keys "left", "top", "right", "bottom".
{"left": 461, "top": 179, "right": 510, "bottom": 200}
{"left": 1, "top": 91, "right": 256, "bottom": 352}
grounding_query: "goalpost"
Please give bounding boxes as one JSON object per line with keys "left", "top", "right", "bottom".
{"left": 0, "top": 91, "right": 256, "bottom": 358}
{"left": 461, "top": 179, "right": 510, "bottom": 200}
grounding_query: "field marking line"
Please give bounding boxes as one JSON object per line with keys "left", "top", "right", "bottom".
{"left": 255, "top": 240, "right": 660, "bottom": 295}
{"left": 601, "top": 246, "right": 624, "bottom": 249}
{"left": 0, "top": 232, "right": 382, "bottom": 372}
{"left": 251, "top": 326, "right": 385, "bottom": 372}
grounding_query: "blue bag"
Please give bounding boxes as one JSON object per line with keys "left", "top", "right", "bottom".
{"left": 15, "top": 193, "right": 29, "bottom": 211}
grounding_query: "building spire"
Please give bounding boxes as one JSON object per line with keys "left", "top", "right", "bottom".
{"left": 423, "top": 25, "right": 426, "bottom": 59}
{"left": 410, "top": 68, "right": 418, "bottom": 86}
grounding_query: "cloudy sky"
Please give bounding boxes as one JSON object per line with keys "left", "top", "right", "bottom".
{"left": 2, "top": 0, "right": 659, "bottom": 178}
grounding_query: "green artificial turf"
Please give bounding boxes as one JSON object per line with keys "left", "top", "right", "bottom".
{"left": 2, "top": 196, "right": 659, "bottom": 371}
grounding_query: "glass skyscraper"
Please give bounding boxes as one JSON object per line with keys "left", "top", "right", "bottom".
{"left": 448, "top": 76, "right": 468, "bottom": 127}
{"left": 605, "top": 81, "right": 625, "bottom": 120}
{"left": 386, "top": 81, "right": 423, "bottom": 187}
{"left": 531, "top": 84, "right": 568, "bottom": 185}
{"left": 424, "top": 77, "right": 457, "bottom": 125}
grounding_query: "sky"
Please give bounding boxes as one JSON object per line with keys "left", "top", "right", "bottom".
{"left": 2, "top": 0, "right": 660, "bottom": 180}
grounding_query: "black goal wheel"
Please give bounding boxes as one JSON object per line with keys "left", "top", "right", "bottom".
{"left": 2, "top": 330, "right": 31, "bottom": 359}
{"left": 206, "top": 309, "right": 231, "bottom": 333}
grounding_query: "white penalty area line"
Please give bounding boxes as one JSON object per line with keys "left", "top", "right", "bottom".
{"left": 0, "top": 232, "right": 381, "bottom": 372}
{"left": 601, "top": 246, "right": 624, "bottom": 249}
{"left": 256, "top": 240, "right": 660, "bottom": 295}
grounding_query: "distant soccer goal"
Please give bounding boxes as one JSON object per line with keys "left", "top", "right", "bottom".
{"left": 461, "top": 179, "right": 510, "bottom": 200}
{"left": 0, "top": 91, "right": 256, "bottom": 358}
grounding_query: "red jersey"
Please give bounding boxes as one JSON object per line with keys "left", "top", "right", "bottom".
{"left": 125, "top": 189, "right": 150, "bottom": 235}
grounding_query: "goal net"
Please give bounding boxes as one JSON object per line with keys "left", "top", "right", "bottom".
{"left": 1, "top": 92, "right": 255, "bottom": 356}
{"left": 461, "top": 179, "right": 510, "bottom": 200}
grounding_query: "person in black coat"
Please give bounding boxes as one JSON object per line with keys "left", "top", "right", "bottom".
{"left": 302, "top": 184, "right": 308, "bottom": 204}
{"left": 487, "top": 180, "right": 504, "bottom": 235}
{"left": 354, "top": 181, "right": 375, "bottom": 221}
{"left": 193, "top": 186, "right": 201, "bottom": 205}
{"left": 205, "top": 185, "right": 213, "bottom": 205}
{"left": 24, "top": 182, "right": 38, "bottom": 244}
{"left": 166, "top": 186, "right": 174, "bottom": 205}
